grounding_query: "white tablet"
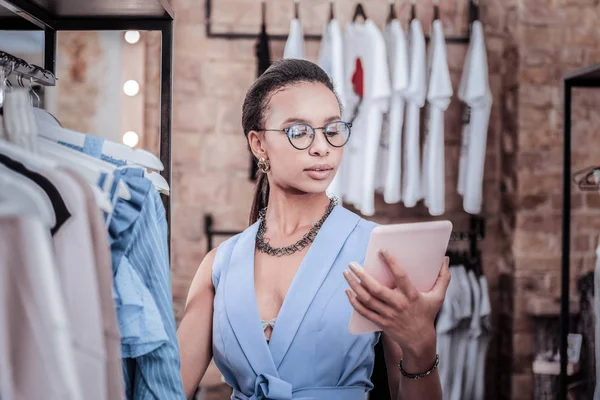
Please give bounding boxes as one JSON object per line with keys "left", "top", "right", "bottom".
{"left": 348, "top": 220, "right": 453, "bottom": 335}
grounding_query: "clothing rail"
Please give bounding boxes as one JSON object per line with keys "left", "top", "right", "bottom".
{"left": 205, "top": 0, "right": 479, "bottom": 44}
{"left": 204, "top": 213, "right": 485, "bottom": 254}
{"left": 0, "top": 50, "right": 56, "bottom": 86}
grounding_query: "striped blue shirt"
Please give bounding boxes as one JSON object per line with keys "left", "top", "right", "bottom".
{"left": 108, "top": 169, "right": 185, "bottom": 399}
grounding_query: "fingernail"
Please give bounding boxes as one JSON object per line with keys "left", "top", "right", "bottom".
{"left": 349, "top": 262, "right": 360, "bottom": 273}
{"left": 379, "top": 249, "right": 388, "bottom": 259}
{"left": 444, "top": 256, "right": 450, "bottom": 265}
{"left": 345, "top": 289, "right": 351, "bottom": 298}
{"left": 343, "top": 270, "right": 350, "bottom": 279}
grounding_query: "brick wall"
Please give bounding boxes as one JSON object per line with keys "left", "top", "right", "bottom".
{"left": 509, "top": 0, "right": 600, "bottom": 398}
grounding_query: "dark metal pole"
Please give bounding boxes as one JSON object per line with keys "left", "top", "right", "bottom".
{"left": 160, "top": 19, "right": 174, "bottom": 255}
{"left": 0, "top": 0, "right": 54, "bottom": 29}
{"left": 44, "top": 28, "right": 56, "bottom": 75}
{"left": 559, "top": 82, "right": 572, "bottom": 400}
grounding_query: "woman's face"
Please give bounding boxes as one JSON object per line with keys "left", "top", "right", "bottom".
{"left": 249, "top": 82, "right": 344, "bottom": 195}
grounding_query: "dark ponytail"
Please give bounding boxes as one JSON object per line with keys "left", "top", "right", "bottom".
{"left": 242, "top": 59, "right": 340, "bottom": 225}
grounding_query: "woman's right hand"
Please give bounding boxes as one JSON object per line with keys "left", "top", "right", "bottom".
{"left": 177, "top": 248, "right": 218, "bottom": 398}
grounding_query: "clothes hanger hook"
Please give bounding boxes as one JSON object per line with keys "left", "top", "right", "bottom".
{"left": 0, "top": 68, "right": 6, "bottom": 108}
{"left": 28, "top": 77, "right": 41, "bottom": 108}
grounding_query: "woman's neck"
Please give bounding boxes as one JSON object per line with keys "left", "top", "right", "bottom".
{"left": 264, "top": 190, "right": 332, "bottom": 238}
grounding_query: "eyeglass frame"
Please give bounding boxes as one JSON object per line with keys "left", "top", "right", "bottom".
{"left": 257, "top": 120, "right": 353, "bottom": 150}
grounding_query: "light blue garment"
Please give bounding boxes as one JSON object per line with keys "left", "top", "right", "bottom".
{"left": 58, "top": 135, "right": 127, "bottom": 167}
{"left": 212, "top": 205, "right": 380, "bottom": 400}
{"left": 107, "top": 168, "right": 184, "bottom": 399}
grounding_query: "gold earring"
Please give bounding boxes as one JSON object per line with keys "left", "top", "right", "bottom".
{"left": 257, "top": 157, "right": 271, "bottom": 173}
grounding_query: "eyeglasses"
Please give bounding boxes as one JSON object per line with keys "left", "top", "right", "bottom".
{"left": 259, "top": 121, "right": 352, "bottom": 150}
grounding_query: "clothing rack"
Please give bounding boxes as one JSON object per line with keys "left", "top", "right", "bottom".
{"left": 204, "top": 213, "right": 485, "bottom": 254}
{"left": 0, "top": 0, "right": 174, "bottom": 249}
{"left": 204, "top": 0, "right": 479, "bottom": 44}
{"left": 560, "top": 63, "right": 600, "bottom": 400}
{"left": 0, "top": 50, "right": 56, "bottom": 86}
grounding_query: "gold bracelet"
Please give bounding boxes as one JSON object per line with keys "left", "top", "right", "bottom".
{"left": 398, "top": 354, "right": 439, "bottom": 379}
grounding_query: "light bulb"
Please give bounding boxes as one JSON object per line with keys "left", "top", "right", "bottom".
{"left": 124, "top": 31, "right": 141, "bottom": 44}
{"left": 123, "top": 131, "right": 139, "bottom": 148}
{"left": 123, "top": 80, "right": 140, "bottom": 96}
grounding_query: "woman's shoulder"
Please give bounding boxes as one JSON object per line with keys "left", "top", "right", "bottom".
{"left": 211, "top": 223, "right": 257, "bottom": 288}
{"left": 338, "top": 205, "right": 379, "bottom": 236}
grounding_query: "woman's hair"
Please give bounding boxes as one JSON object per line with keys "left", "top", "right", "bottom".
{"left": 242, "top": 59, "right": 340, "bottom": 225}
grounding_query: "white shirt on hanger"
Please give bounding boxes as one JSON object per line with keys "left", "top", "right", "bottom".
{"left": 458, "top": 21, "right": 492, "bottom": 214}
{"left": 436, "top": 265, "right": 464, "bottom": 399}
{"left": 449, "top": 266, "right": 473, "bottom": 400}
{"left": 319, "top": 18, "right": 346, "bottom": 200}
{"left": 402, "top": 19, "right": 427, "bottom": 208}
{"left": 283, "top": 18, "right": 306, "bottom": 60}
{"left": 463, "top": 271, "right": 483, "bottom": 400}
{"left": 423, "top": 19, "right": 453, "bottom": 216}
{"left": 456, "top": 23, "right": 474, "bottom": 197}
{"left": 44, "top": 168, "right": 108, "bottom": 400}
{"left": 0, "top": 213, "right": 82, "bottom": 400}
{"left": 376, "top": 18, "right": 409, "bottom": 205}
{"left": 476, "top": 275, "right": 492, "bottom": 400}
{"left": 341, "top": 20, "right": 391, "bottom": 216}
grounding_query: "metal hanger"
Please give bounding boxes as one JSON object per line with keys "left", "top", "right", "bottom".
{"left": 293, "top": 0, "right": 300, "bottom": 19}
{"left": 329, "top": 0, "right": 335, "bottom": 21}
{"left": 433, "top": 0, "right": 440, "bottom": 21}
{"left": 573, "top": 165, "right": 600, "bottom": 191}
{"left": 0, "top": 66, "right": 8, "bottom": 109}
{"left": 410, "top": 0, "right": 417, "bottom": 21}
{"left": 261, "top": 0, "right": 266, "bottom": 26}
{"left": 352, "top": 3, "right": 367, "bottom": 22}
{"left": 387, "top": 0, "right": 397, "bottom": 23}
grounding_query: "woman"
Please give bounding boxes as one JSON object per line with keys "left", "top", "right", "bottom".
{"left": 177, "top": 59, "right": 450, "bottom": 400}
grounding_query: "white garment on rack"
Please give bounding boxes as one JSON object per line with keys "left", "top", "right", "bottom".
{"left": 456, "top": 25, "right": 473, "bottom": 197}
{"left": 341, "top": 20, "right": 390, "bottom": 216}
{"left": 0, "top": 212, "right": 83, "bottom": 400}
{"left": 319, "top": 18, "right": 346, "bottom": 200}
{"left": 0, "top": 162, "right": 56, "bottom": 228}
{"left": 423, "top": 19, "right": 453, "bottom": 216}
{"left": 43, "top": 167, "right": 107, "bottom": 400}
{"left": 376, "top": 19, "right": 409, "bottom": 205}
{"left": 402, "top": 19, "right": 427, "bottom": 208}
{"left": 283, "top": 18, "right": 306, "bottom": 60}
{"left": 436, "top": 266, "right": 464, "bottom": 400}
{"left": 4, "top": 89, "right": 38, "bottom": 152}
{"left": 475, "top": 275, "right": 491, "bottom": 400}
{"left": 463, "top": 271, "right": 482, "bottom": 400}
{"left": 449, "top": 266, "right": 473, "bottom": 400}
{"left": 457, "top": 21, "right": 492, "bottom": 214}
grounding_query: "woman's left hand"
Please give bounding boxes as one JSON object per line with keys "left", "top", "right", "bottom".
{"left": 344, "top": 250, "right": 451, "bottom": 357}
